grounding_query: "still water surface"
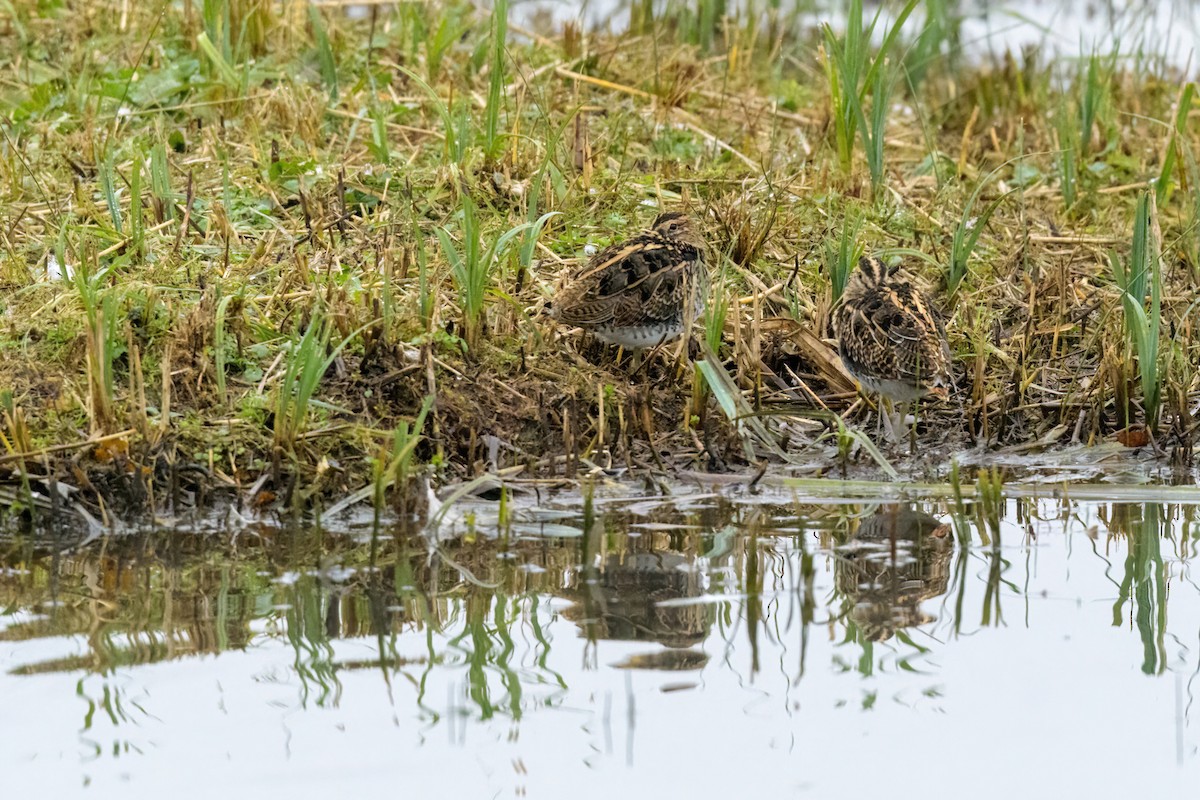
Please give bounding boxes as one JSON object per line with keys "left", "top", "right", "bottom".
{"left": 2, "top": 483, "right": 1199, "bottom": 798}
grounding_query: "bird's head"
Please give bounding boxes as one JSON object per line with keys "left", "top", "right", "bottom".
{"left": 847, "top": 255, "right": 892, "bottom": 291}
{"left": 652, "top": 211, "right": 707, "bottom": 253}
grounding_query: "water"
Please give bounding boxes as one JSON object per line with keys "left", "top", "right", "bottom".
{"left": 3, "top": 483, "right": 1200, "bottom": 797}
{"left": 511, "top": 0, "right": 1200, "bottom": 70}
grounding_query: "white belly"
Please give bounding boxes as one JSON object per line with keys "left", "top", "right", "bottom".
{"left": 856, "top": 375, "right": 925, "bottom": 403}
{"left": 591, "top": 323, "right": 686, "bottom": 349}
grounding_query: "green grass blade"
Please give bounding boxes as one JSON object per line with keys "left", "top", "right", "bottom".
{"left": 308, "top": 5, "right": 338, "bottom": 101}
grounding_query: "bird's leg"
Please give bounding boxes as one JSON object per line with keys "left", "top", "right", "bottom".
{"left": 880, "top": 397, "right": 899, "bottom": 444}
{"left": 904, "top": 401, "right": 917, "bottom": 455}
{"left": 628, "top": 347, "right": 647, "bottom": 377}
{"left": 632, "top": 334, "right": 673, "bottom": 381}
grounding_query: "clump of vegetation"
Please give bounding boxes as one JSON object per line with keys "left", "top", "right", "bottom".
{"left": 1, "top": 0, "right": 1198, "bottom": 522}
{"left": 1110, "top": 192, "right": 1162, "bottom": 431}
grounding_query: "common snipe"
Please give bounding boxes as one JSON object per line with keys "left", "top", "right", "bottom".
{"left": 832, "top": 255, "right": 952, "bottom": 443}
{"left": 547, "top": 211, "right": 707, "bottom": 351}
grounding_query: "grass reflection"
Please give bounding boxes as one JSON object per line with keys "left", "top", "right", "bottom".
{"left": 1108, "top": 503, "right": 1170, "bottom": 675}
{"left": 284, "top": 577, "right": 342, "bottom": 708}
{"left": 0, "top": 489, "right": 1196, "bottom": 743}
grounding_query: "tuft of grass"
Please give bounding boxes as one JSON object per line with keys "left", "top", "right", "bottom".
{"left": 195, "top": 30, "right": 247, "bottom": 94}
{"left": 413, "top": 219, "right": 435, "bottom": 333}
{"left": 367, "top": 102, "right": 391, "bottom": 164}
{"left": 272, "top": 314, "right": 366, "bottom": 455}
{"left": 129, "top": 150, "right": 145, "bottom": 261}
{"left": 1078, "top": 46, "right": 1118, "bottom": 158}
{"left": 308, "top": 4, "right": 338, "bottom": 101}
{"left": 0, "top": 390, "right": 35, "bottom": 521}
{"left": 714, "top": 192, "right": 777, "bottom": 268}
{"left": 695, "top": 0, "right": 726, "bottom": 52}
{"left": 201, "top": 0, "right": 234, "bottom": 65}
{"left": 826, "top": 211, "right": 863, "bottom": 303}
{"left": 149, "top": 139, "right": 174, "bottom": 223}
{"left": 398, "top": 64, "right": 467, "bottom": 164}
{"left": 0, "top": 391, "right": 32, "bottom": 456}
{"left": 1110, "top": 192, "right": 1162, "bottom": 430}
{"left": 823, "top": 415, "right": 899, "bottom": 480}
{"left": 821, "top": 0, "right": 918, "bottom": 192}
{"left": 372, "top": 394, "right": 435, "bottom": 520}
{"left": 98, "top": 150, "right": 122, "bottom": 235}
{"left": 1155, "top": 81, "right": 1196, "bottom": 207}
{"left": 947, "top": 160, "right": 1019, "bottom": 295}
{"left": 1054, "top": 101, "right": 1079, "bottom": 210}
{"left": 424, "top": 4, "right": 467, "bottom": 83}
{"left": 630, "top": 0, "right": 654, "bottom": 35}
{"left": 903, "top": 0, "right": 962, "bottom": 90}
{"left": 199, "top": 0, "right": 271, "bottom": 65}
{"left": 861, "top": 63, "right": 897, "bottom": 193}
{"left": 483, "top": 0, "right": 508, "bottom": 163}
{"left": 72, "top": 260, "right": 121, "bottom": 435}
{"left": 705, "top": 260, "right": 730, "bottom": 354}
{"left": 435, "top": 195, "right": 553, "bottom": 351}
{"left": 213, "top": 292, "right": 239, "bottom": 403}
{"left": 1048, "top": 46, "right": 1118, "bottom": 213}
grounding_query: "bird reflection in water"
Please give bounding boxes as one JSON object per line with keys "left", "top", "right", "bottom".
{"left": 561, "top": 531, "right": 711, "bottom": 670}
{"left": 835, "top": 505, "right": 954, "bottom": 642}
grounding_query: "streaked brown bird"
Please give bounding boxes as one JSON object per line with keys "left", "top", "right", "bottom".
{"left": 832, "top": 255, "right": 952, "bottom": 443}
{"left": 547, "top": 211, "right": 707, "bottom": 352}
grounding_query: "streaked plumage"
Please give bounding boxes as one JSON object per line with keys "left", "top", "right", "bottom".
{"left": 832, "top": 256, "right": 952, "bottom": 442}
{"left": 833, "top": 255, "right": 952, "bottom": 403}
{"left": 836, "top": 505, "right": 954, "bottom": 641}
{"left": 547, "top": 212, "right": 707, "bottom": 349}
